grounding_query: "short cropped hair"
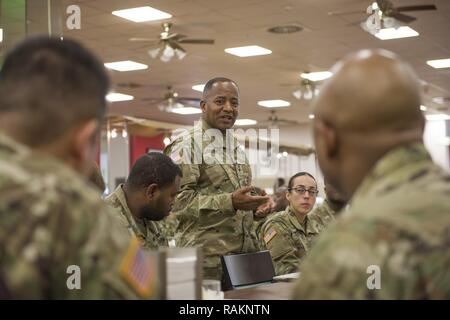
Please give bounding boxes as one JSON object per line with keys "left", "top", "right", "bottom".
{"left": 288, "top": 172, "right": 316, "bottom": 189}
{"left": 126, "top": 153, "right": 182, "bottom": 190}
{"left": 202, "top": 77, "right": 239, "bottom": 98}
{"left": 0, "top": 36, "right": 109, "bottom": 146}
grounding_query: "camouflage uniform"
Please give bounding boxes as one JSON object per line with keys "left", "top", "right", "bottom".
{"left": 157, "top": 213, "right": 179, "bottom": 245}
{"left": 0, "top": 132, "right": 155, "bottom": 299}
{"left": 105, "top": 184, "right": 167, "bottom": 249}
{"left": 292, "top": 143, "right": 450, "bottom": 299}
{"left": 309, "top": 199, "right": 336, "bottom": 227}
{"left": 259, "top": 205, "right": 329, "bottom": 275}
{"left": 164, "top": 119, "right": 258, "bottom": 280}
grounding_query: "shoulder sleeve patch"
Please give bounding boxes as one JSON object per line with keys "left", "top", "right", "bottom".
{"left": 119, "top": 237, "right": 156, "bottom": 298}
{"left": 264, "top": 228, "right": 277, "bottom": 244}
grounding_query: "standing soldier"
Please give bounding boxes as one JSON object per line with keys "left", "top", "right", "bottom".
{"left": 164, "top": 77, "right": 271, "bottom": 281}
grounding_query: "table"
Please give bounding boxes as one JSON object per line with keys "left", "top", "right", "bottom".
{"left": 224, "top": 281, "right": 293, "bottom": 300}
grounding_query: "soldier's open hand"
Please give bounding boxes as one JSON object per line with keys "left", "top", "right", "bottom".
{"left": 231, "top": 186, "right": 270, "bottom": 211}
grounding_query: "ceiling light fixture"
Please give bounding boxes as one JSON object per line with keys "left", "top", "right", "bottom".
{"left": 104, "top": 60, "right": 148, "bottom": 72}
{"left": 224, "top": 45, "right": 272, "bottom": 57}
{"left": 374, "top": 26, "right": 419, "bottom": 40}
{"left": 293, "top": 79, "right": 319, "bottom": 101}
{"left": 420, "top": 105, "right": 427, "bottom": 111}
{"left": 235, "top": 119, "right": 257, "bottom": 126}
{"left": 148, "top": 43, "right": 186, "bottom": 62}
{"left": 0, "top": 28, "right": 3, "bottom": 43}
{"left": 257, "top": 100, "right": 291, "bottom": 108}
{"left": 169, "top": 107, "right": 202, "bottom": 115}
{"left": 425, "top": 114, "right": 450, "bottom": 121}
{"left": 192, "top": 84, "right": 205, "bottom": 92}
{"left": 426, "top": 58, "right": 450, "bottom": 69}
{"left": 309, "top": 114, "right": 315, "bottom": 119}
{"left": 112, "top": 6, "right": 172, "bottom": 23}
{"left": 300, "top": 71, "right": 332, "bottom": 82}
{"left": 106, "top": 92, "right": 134, "bottom": 102}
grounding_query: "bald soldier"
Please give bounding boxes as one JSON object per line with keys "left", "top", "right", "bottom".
{"left": 0, "top": 37, "right": 153, "bottom": 299}
{"left": 164, "top": 77, "right": 271, "bottom": 281}
{"left": 105, "top": 153, "right": 181, "bottom": 249}
{"left": 291, "top": 49, "right": 450, "bottom": 299}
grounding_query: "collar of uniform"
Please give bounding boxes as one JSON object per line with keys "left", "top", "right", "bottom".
{"left": 113, "top": 184, "right": 147, "bottom": 239}
{"left": 0, "top": 131, "right": 30, "bottom": 159}
{"left": 286, "top": 205, "right": 312, "bottom": 233}
{"left": 352, "top": 142, "right": 431, "bottom": 200}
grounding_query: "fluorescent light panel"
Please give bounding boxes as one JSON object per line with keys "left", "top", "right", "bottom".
{"left": 425, "top": 114, "right": 450, "bottom": 121}
{"left": 104, "top": 60, "right": 148, "bottom": 72}
{"left": 235, "top": 119, "right": 257, "bottom": 126}
{"left": 170, "top": 107, "right": 202, "bottom": 115}
{"left": 192, "top": 84, "right": 205, "bottom": 92}
{"left": 224, "top": 45, "right": 272, "bottom": 57}
{"left": 257, "top": 100, "right": 290, "bottom": 108}
{"left": 0, "top": 28, "right": 3, "bottom": 43}
{"left": 112, "top": 6, "right": 172, "bottom": 23}
{"left": 106, "top": 92, "right": 134, "bottom": 102}
{"left": 427, "top": 58, "right": 450, "bottom": 69}
{"left": 374, "top": 26, "right": 419, "bottom": 40}
{"left": 301, "top": 71, "right": 332, "bottom": 82}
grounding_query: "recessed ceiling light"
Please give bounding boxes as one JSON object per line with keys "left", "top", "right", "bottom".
{"left": 374, "top": 26, "right": 419, "bottom": 40}
{"left": 170, "top": 107, "right": 202, "bottom": 115}
{"left": 104, "top": 60, "right": 148, "bottom": 72}
{"left": 235, "top": 119, "right": 257, "bottom": 126}
{"left": 224, "top": 45, "right": 272, "bottom": 57}
{"left": 257, "top": 100, "right": 290, "bottom": 108}
{"left": 420, "top": 105, "right": 427, "bottom": 111}
{"left": 426, "top": 58, "right": 450, "bottom": 69}
{"left": 112, "top": 6, "right": 172, "bottom": 23}
{"left": 192, "top": 84, "right": 205, "bottom": 92}
{"left": 425, "top": 114, "right": 450, "bottom": 121}
{"left": 300, "top": 71, "right": 332, "bottom": 82}
{"left": 106, "top": 92, "right": 134, "bottom": 102}
{"left": 308, "top": 114, "right": 315, "bottom": 119}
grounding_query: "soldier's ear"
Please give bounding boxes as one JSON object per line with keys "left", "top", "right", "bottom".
{"left": 314, "top": 119, "right": 338, "bottom": 161}
{"left": 71, "top": 119, "right": 99, "bottom": 177}
{"left": 200, "top": 100, "right": 206, "bottom": 113}
{"left": 145, "top": 183, "right": 159, "bottom": 200}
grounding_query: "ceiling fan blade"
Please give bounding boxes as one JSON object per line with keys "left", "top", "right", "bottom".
{"left": 391, "top": 12, "right": 417, "bottom": 23}
{"left": 167, "top": 33, "right": 187, "bottom": 40}
{"left": 327, "top": 10, "right": 365, "bottom": 16}
{"left": 396, "top": 5, "right": 437, "bottom": 12}
{"left": 129, "top": 37, "right": 156, "bottom": 42}
{"left": 178, "top": 39, "right": 215, "bottom": 44}
{"left": 142, "top": 98, "right": 165, "bottom": 103}
{"left": 177, "top": 97, "right": 201, "bottom": 102}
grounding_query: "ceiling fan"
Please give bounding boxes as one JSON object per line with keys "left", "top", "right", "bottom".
{"left": 130, "top": 22, "right": 215, "bottom": 62}
{"left": 255, "top": 110, "right": 300, "bottom": 129}
{"left": 142, "top": 86, "right": 202, "bottom": 114}
{"left": 329, "top": 1, "right": 437, "bottom": 30}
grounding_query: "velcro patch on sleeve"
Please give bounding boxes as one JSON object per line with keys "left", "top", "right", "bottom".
{"left": 119, "top": 236, "right": 156, "bottom": 298}
{"left": 264, "top": 228, "right": 277, "bottom": 244}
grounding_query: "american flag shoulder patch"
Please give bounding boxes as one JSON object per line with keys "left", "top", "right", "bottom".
{"left": 264, "top": 228, "right": 277, "bottom": 244}
{"left": 119, "top": 236, "right": 156, "bottom": 298}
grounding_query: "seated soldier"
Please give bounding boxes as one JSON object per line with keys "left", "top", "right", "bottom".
{"left": 105, "top": 153, "right": 181, "bottom": 249}
{"left": 259, "top": 172, "right": 328, "bottom": 275}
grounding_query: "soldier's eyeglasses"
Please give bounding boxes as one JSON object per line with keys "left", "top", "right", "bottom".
{"left": 288, "top": 187, "right": 318, "bottom": 196}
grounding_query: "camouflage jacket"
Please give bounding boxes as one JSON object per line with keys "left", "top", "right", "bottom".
{"left": 0, "top": 132, "right": 154, "bottom": 299}
{"left": 309, "top": 199, "right": 336, "bottom": 227}
{"left": 164, "top": 119, "right": 258, "bottom": 280}
{"left": 259, "top": 205, "right": 329, "bottom": 275}
{"left": 105, "top": 184, "right": 167, "bottom": 249}
{"left": 292, "top": 143, "right": 450, "bottom": 299}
